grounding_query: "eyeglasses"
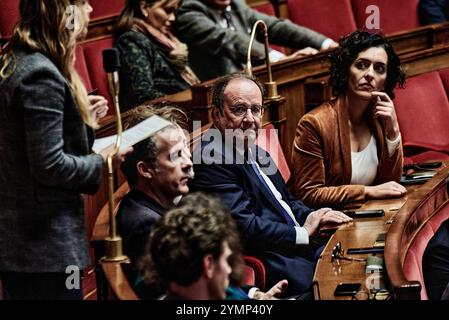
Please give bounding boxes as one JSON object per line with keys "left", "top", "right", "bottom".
{"left": 230, "top": 105, "right": 265, "bottom": 118}
{"left": 352, "top": 289, "right": 391, "bottom": 300}
{"left": 331, "top": 242, "right": 365, "bottom": 262}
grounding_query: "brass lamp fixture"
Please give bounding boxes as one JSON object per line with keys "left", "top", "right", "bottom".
{"left": 244, "top": 20, "right": 281, "bottom": 101}
{"left": 101, "top": 49, "right": 128, "bottom": 262}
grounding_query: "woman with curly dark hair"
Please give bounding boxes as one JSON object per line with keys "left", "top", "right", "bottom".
{"left": 291, "top": 30, "right": 406, "bottom": 208}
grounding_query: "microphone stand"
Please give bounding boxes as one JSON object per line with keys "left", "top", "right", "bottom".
{"left": 101, "top": 55, "right": 128, "bottom": 263}
{"left": 244, "top": 20, "right": 286, "bottom": 141}
{"left": 244, "top": 20, "right": 281, "bottom": 101}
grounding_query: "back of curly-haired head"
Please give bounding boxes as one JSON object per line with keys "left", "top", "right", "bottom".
{"left": 120, "top": 103, "right": 188, "bottom": 186}
{"left": 141, "top": 192, "right": 240, "bottom": 287}
{"left": 329, "top": 30, "right": 405, "bottom": 99}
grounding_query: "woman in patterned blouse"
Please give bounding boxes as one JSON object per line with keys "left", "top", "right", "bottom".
{"left": 115, "top": 0, "right": 200, "bottom": 111}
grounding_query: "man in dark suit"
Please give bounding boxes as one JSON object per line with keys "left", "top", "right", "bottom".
{"left": 116, "top": 105, "right": 194, "bottom": 292}
{"left": 419, "top": 0, "right": 449, "bottom": 24}
{"left": 190, "top": 73, "right": 352, "bottom": 298}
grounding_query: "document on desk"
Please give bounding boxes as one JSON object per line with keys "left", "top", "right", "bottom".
{"left": 92, "top": 115, "right": 172, "bottom": 153}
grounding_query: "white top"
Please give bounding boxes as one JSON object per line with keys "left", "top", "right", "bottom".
{"left": 351, "top": 135, "right": 378, "bottom": 185}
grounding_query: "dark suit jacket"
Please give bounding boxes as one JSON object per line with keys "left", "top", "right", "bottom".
{"left": 175, "top": 0, "right": 327, "bottom": 80}
{"left": 190, "top": 136, "right": 320, "bottom": 295}
{"left": 116, "top": 188, "right": 167, "bottom": 299}
{"left": 116, "top": 188, "right": 165, "bottom": 285}
{"left": 0, "top": 51, "right": 104, "bottom": 272}
{"left": 419, "top": 0, "right": 449, "bottom": 24}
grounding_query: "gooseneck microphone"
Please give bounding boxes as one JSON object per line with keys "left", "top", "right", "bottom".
{"left": 101, "top": 48, "right": 127, "bottom": 262}
{"left": 103, "top": 48, "right": 121, "bottom": 102}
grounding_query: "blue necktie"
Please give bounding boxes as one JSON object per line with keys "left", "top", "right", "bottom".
{"left": 248, "top": 161, "right": 297, "bottom": 226}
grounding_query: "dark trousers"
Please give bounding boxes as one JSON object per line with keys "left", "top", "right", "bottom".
{"left": 0, "top": 272, "right": 83, "bottom": 300}
{"left": 423, "top": 219, "right": 449, "bottom": 300}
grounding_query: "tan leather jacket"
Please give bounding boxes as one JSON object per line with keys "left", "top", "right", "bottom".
{"left": 291, "top": 95, "right": 403, "bottom": 208}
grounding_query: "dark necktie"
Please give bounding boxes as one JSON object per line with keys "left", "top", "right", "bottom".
{"left": 248, "top": 161, "right": 297, "bottom": 226}
{"left": 222, "top": 10, "right": 236, "bottom": 31}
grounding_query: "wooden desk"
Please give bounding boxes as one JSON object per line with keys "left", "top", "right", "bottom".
{"left": 313, "top": 163, "right": 449, "bottom": 300}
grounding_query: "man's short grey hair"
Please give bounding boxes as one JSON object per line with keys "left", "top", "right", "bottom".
{"left": 211, "top": 73, "right": 265, "bottom": 114}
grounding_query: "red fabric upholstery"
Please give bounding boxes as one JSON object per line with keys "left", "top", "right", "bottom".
{"left": 243, "top": 256, "right": 266, "bottom": 291}
{"left": 242, "top": 264, "right": 256, "bottom": 287}
{"left": 90, "top": 0, "right": 126, "bottom": 21}
{"left": 75, "top": 45, "right": 93, "bottom": 92}
{"left": 252, "top": 3, "right": 285, "bottom": 54}
{"left": 404, "top": 151, "right": 449, "bottom": 166}
{"left": 350, "top": 0, "right": 420, "bottom": 34}
{"left": 0, "top": 0, "right": 20, "bottom": 38}
{"left": 81, "top": 37, "right": 115, "bottom": 115}
{"left": 288, "top": 0, "right": 357, "bottom": 41}
{"left": 439, "top": 67, "right": 449, "bottom": 97}
{"left": 394, "top": 71, "right": 449, "bottom": 156}
{"left": 256, "top": 123, "right": 291, "bottom": 182}
{"left": 403, "top": 201, "right": 449, "bottom": 299}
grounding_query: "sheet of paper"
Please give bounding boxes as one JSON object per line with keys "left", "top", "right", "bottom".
{"left": 92, "top": 115, "right": 172, "bottom": 153}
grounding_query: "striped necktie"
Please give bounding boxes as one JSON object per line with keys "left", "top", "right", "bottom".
{"left": 222, "top": 10, "right": 236, "bottom": 31}
{"left": 248, "top": 161, "right": 297, "bottom": 226}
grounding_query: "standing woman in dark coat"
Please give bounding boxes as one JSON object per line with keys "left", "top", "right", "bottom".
{"left": 0, "top": 0, "right": 132, "bottom": 300}
{"left": 115, "top": 0, "right": 200, "bottom": 111}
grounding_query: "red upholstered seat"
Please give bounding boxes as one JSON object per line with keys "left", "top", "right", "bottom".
{"left": 242, "top": 264, "right": 256, "bottom": 287}
{"left": 89, "top": 0, "right": 126, "bottom": 21}
{"left": 439, "top": 67, "right": 449, "bottom": 97}
{"left": 0, "top": 0, "right": 20, "bottom": 39}
{"left": 394, "top": 71, "right": 449, "bottom": 158}
{"left": 403, "top": 201, "right": 449, "bottom": 299}
{"left": 81, "top": 37, "right": 115, "bottom": 115}
{"left": 75, "top": 45, "right": 93, "bottom": 92}
{"left": 287, "top": 0, "right": 357, "bottom": 41}
{"left": 243, "top": 255, "right": 266, "bottom": 291}
{"left": 404, "top": 151, "right": 449, "bottom": 166}
{"left": 256, "top": 123, "right": 291, "bottom": 182}
{"left": 252, "top": 3, "right": 285, "bottom": 54}
{"left": 350, "top": 0, "right": 420, "bottom": 34}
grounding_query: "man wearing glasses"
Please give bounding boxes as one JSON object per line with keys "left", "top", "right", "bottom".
{"left": 190, "top": 73, "right": 351, "bottom": 299}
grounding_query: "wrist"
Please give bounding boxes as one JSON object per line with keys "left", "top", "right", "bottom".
{"left": 386, "top": 126, "right": 400, "bottom": 140}
{"left": 364, "top": 186, "right": 372, "bottom": 198}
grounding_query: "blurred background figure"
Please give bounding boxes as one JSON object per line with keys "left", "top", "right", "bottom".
{"left": 174, "top": 0, "right": 337, "bottom": 81}
{"left": 115, "top": 0, "right": 200, "bottom": 111}
{"left": 419, "top": 0, "right": 449, "bottom": 24}
{"left": 140, "top": 193, "right": 238, "bottom": 300}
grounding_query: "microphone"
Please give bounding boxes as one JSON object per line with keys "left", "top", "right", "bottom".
{"left": 244, "top": 20, "right": 280, "bottom": 100}
{"left": 102, "top": 48, "right": 121, "bottom": 106}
